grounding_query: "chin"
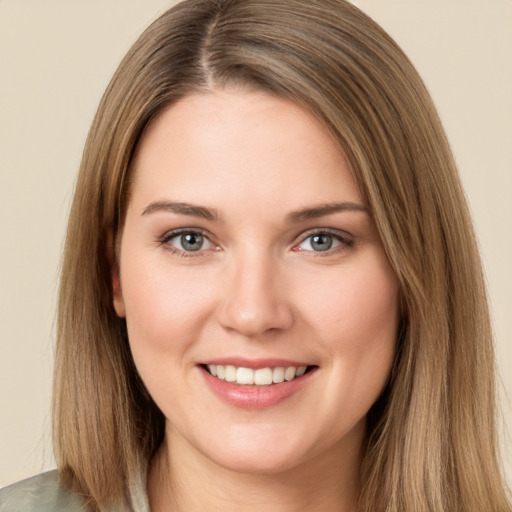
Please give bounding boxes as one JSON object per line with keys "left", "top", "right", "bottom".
{"left": 193, "top": 423, "right": 329, "bottom": 476}
{"left": 205, "top": 445, "right": 308, "bottom": 476}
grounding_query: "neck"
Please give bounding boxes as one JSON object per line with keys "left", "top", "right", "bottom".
{"left": 147, "top": 424, "right": 363, "bottom": 512}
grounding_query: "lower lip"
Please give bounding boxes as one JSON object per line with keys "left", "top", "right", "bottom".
{"left": 199, "top": 366, "right": 317, "bottom": 409}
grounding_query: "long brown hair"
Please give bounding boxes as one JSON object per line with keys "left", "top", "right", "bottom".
{"left": 53, "top": 1, "right": 511, "bottom": 510}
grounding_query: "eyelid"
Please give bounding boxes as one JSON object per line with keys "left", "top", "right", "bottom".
{"left": 293, "top": 228, "right": 354, "bottom": 253}
{"left": 160, "top": 226, "right": 211, "bottom": 241}
{"left": 158, "top": 226, "right": 354, "bottom": 256}
{"left": 159, "top": 227, "right": 219, "bottom": 255}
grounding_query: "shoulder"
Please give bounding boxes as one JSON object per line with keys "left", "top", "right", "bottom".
{"left": 0, "top": 471, "right": 88, "bottom": 512}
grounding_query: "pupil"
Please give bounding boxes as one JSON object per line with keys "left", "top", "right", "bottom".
{"left": 312, "top": 234, "right": 332, "bottom": 251}
{"left": 181, "top": 233, "right": 203, "bottom": 251}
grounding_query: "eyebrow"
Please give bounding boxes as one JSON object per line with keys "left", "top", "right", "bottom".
{"left": 141, "top": 201, "right": 220, "bottom": 221}
{"left": 141, "top": 200, "right": 367, "bottom": 223}
{"left": 285, "top": 202, "right": 368, "bottom": 223}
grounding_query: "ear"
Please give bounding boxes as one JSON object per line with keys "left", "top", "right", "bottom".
{"left": 107, "top": 231, "right": 126, "bottom": 318}
{"left": 112, "top": 265, "right": 126, "bottom": 318}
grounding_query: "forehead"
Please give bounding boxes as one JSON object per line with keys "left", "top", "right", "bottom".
{"left": 129, "top": 89, "right": 363, "bottom": 214}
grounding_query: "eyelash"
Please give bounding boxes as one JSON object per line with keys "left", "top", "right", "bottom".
{"left": 159, "top": 228, "right": 354, "bottom": 257}
{"left": 295, "top": 229, "right": 354, "bottom": 256}
{"left": 159, "top": 228, "right": 217, "bottom": 257}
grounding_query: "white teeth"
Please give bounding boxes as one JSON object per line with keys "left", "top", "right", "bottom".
{"left": 236, "top": 367, "right": 254, "bottom": 385}
{"left": 225, "top": 365, "right": 236, "bottom": 382}
{"left": 284, "top": 367, "right": 297, "bottom": 381}
{"left": 216, "top": 365, "right": 225, "bottom": 380}
{"left": 272, "top": 367, "right": 285, "bottom": 383}
{"left": 206, "top": 364, "right": 310, "bottom": 386}
{"left": 296, "top": 366, "right": 307, "bottom": 377}
{"left": 254, "top": 367, "right": 273, "bottom": 385}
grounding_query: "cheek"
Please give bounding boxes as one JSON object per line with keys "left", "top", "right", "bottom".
{"left": 120, "top": 256, "right": 216, "bottom": 358}
{"left": 298, "top": 255, "right": 400, "bottom": 387}
{"left": 304, "top": 263, "right": 398, "bottom": 337}
{"left": 119, "top": 262, "right": 218, "bottom": 414}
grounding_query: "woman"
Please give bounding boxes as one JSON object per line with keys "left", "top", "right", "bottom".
{"left": 1, "top": 0, "right": 510, "bottom": 511}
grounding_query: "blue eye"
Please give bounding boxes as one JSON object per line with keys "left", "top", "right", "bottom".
{"left": 297, "top": 232, "right": 348, "bottom": 252}
{"left": 167, "top": 231, "right": 213, "bottom": 252}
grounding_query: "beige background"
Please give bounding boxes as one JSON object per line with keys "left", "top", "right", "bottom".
{"left": 1, "top": 0, "right": 510, "bottom": 488}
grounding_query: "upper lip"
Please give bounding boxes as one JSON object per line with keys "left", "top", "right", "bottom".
{"left": 199, "top": 358, "right": 315, "bottom": 370}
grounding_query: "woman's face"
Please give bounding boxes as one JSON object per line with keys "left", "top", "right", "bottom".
{"left": 114, "top": 90, "right": 400, "bottom": 474}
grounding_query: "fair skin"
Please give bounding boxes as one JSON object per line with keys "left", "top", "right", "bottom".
{"left": 113, "top": 89, "right": 400, "bottom": 512}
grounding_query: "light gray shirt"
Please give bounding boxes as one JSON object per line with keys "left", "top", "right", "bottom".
{"left": 0, "top": 471, "right": 87, "bottom": 511}
{"left": 0, "top": 470, "right": 151, "bottom": 512}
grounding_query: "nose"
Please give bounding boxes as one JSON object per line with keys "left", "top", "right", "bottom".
{"left": 217, "top": 251, "right": 294, "bottom": 338}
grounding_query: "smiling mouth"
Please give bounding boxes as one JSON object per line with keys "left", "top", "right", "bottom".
{"left": 202, "top": 364, "right": 317, "bottom": 386}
